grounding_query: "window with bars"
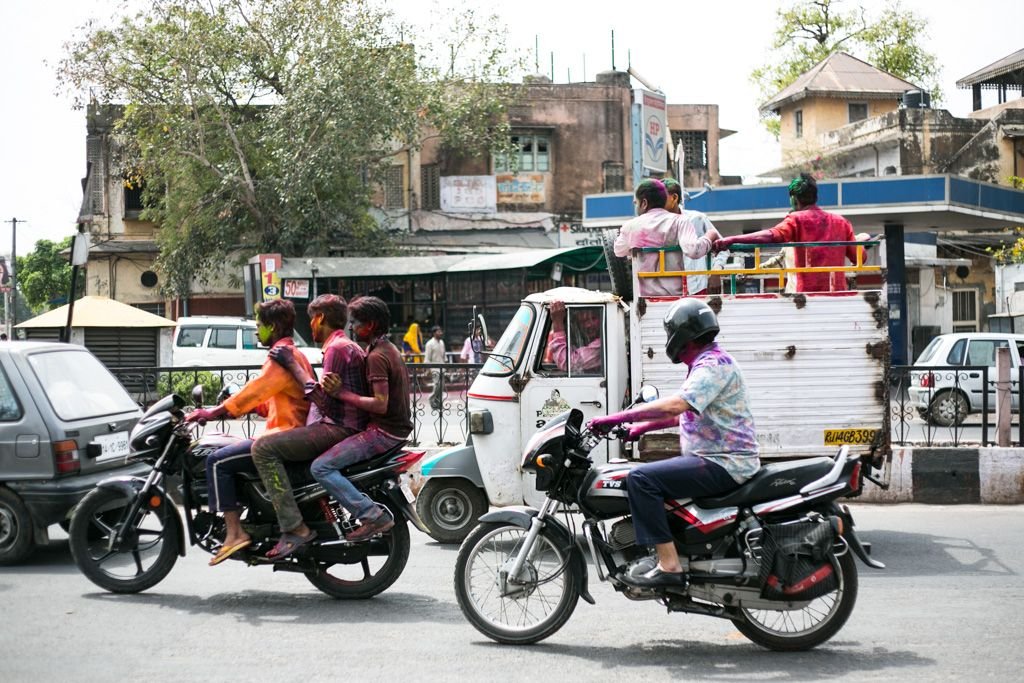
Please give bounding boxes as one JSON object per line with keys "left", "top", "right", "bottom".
{"left": 421, "top": 164, "right": 440, "bottom": 210}
{"left": 124, "top": 177, "right": 144, "bottom": 217}
{"left": 494, "top": 132, "right": 551, "bottom": 173}
{"left": 602, "top": 162, "right": 625, "bottom": 192}
{"left": 384, "top": 165, "right": 405, "bottom": 209}
{"left": 795, "top": 110, "right": 804, "bottom": 138}
{"left": 670, "top": 131, "right": 708, "bottom": 170}
{"left": 952, "top": 289, "right": 978, "bottom": 333}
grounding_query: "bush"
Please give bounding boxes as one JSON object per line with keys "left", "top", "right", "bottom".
{"left": 156, "top": 370, "right": 224, "bottom": 406}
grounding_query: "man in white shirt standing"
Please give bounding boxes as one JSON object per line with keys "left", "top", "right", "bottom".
{"left": 424, "top": 326, "right": 447, "bottom": 410}
{"left": 613, "top": 179, "right": 722, "bottom": 297}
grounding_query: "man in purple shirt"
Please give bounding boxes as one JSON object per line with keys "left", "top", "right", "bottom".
{"left": 252, "top": 294, "right": 368, "bottom": 560}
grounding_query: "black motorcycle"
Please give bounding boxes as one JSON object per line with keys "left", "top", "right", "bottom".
{"left": 453, "top": 391, "right": 884, "bottom": 650}
{"left": 69, "top": 391, "right": 427, "bottom": 598}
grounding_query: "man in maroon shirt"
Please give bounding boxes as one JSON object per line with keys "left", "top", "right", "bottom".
{"left": 713, "top": 173, "right": 860, "bottom": 293}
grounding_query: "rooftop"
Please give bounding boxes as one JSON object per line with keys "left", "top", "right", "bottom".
{"left": 957, "top": 48, "right": 1024, "bottom": 89}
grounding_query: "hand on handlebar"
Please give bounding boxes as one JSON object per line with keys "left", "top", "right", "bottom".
{"left": 185, "top": 407, "right": 218, "bottom": 425}
{"left": 586, "top": 414, "right": 622, "bottom": 435}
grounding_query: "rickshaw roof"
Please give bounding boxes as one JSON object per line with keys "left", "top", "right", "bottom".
{"left": 523, "top": 287, "right": 618, "bottom": 305}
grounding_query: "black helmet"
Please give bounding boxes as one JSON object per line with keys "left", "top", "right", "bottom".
{"left": 663, "top": 299, "right": 719, "bottom": 363}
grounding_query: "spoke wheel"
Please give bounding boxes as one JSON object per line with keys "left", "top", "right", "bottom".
{"left": 454, "top": 522, "right": 580, "bottom": 645}
{"left": 69, "top": 487, "right": 179, "bottom": 593}
{"left": 305, "top": 503, "right": 410, "bottom": 600}
{"left": 732, "top": 550, "right": 858, "bottom": 651}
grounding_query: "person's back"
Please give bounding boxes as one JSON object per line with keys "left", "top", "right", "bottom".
{"left": 769, "top": 206, "right": 856, "bottom": 293}
{"left": 366, "top": 334, "right": 413, "bottom": 438}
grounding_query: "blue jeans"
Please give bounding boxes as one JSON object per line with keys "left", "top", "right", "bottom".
{"left": 626, "top": 456, "right": 738, "bottom": 546}
{"left": 205, "top": 439, "right": 255, "bottom": 512}
{"left": 310, "top": 426, "right": 404, "bottom": 521}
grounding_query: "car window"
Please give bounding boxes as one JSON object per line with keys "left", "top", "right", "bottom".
{"left": 176, "top": 326, "right": 207, "bottom": 348}
{"left": 915, "top": 336, "right": 942, "bottom": 364}
{"left": 241, "top": 328, "right": 258, "bottom": 350}
{"left": 210, "top": 327, "right": 238, "bottom": 350}
{"left": 1016, "top": 341, "right": 1024, "bottom": 363}
{"left": 535, "top": 306, "right": 605, "bottom": 378}
{"left": 966, "top": 339, "right": 1010, "bottom": 367}
{"left": 0, "top": 367, "right": 23, "bottom": 421}
{"left": 28, "top": 350, "right": 139, "bottom": 421}
{"left": 946, "top": 339, "right": 967, "bottom": 366}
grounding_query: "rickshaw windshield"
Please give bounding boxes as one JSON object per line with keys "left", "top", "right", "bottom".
{"left": 480, "top": 304, "right": 535, "bottom": 377}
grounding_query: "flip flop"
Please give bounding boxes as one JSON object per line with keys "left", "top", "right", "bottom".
{"left": 209, "top": 539, "right": 252, "bottom": 567}
{"left": 265, "top": 530, "right": 318, "bottom": 561}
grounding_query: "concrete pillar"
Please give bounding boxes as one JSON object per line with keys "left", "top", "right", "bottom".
{"left": 996, "top": 346, "right": 1011, "bottom": 447}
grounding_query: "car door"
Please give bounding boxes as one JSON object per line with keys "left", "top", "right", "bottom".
{"left": 964, "top": 338, "right": 1012, "bottom": 410}
{"left": 0, "top": 356, "right": 51, "bottom": 478}
{"left": 519, "top": 304, "right": 610, "bottom": 496}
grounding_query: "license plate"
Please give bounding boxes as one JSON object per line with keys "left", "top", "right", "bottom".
{"left": 399, "top": 480, "right": 415, "bottom": 503}
{"left": 823, "top": 428, "right": 878, "bottom": 446}
{"left": 92, "top": 431, "right": 130, "bottom": 459}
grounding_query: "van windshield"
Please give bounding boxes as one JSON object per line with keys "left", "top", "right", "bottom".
{"left": 29, "top": 349, "right": 140, "bottom": 421}
{"left": 481, "top": 304, "right": 535, "bottom": 377}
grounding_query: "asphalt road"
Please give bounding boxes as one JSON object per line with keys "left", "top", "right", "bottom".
{"left": 3, "top": 504, "right": 1021, "bottom": 682}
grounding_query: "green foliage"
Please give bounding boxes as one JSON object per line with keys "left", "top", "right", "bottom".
{"left": 986, "top": 177, "right": 1024, "bottom": 264}
{"left": 15, "top": 236, "right": 82, "bottom": 313}
{"left": 58, "top": 0, "right": 518, "bottom": 297}
{"left": 157, "top": 370, "right": 223, "bottom": 405}
{"left": 752, "top": 0, "right": 941, "bottom": 136}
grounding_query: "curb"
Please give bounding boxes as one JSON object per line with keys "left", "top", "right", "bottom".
{"left": 859, "top": 447, "right": 1024, "bottom": 504}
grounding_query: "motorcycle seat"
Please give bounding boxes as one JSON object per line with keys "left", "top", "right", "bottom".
{"left": 693, "top": 456, "right": 836, "bottom": 508}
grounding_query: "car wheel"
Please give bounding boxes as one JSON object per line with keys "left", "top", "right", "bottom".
{"left": 928, "top": 390, "right": 969, "bottom": 427}
{"left": 417, "top": 479, "right": 489, "bottom": 544}
{"left": 0, "top": 488, "right": 36, "bottom": 565}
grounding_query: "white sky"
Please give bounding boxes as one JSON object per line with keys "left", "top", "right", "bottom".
{"left": 1, "top": 0, "right": 1021, "bottom": 257}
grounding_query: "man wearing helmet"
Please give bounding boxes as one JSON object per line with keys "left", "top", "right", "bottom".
{"left": 587, "top": 299, "right": 760, "bottom": 587}
{"left": 712, "top": 173, "right": 861, "bottom": 293}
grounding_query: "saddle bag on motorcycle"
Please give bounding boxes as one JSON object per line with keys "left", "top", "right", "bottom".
{"left": 758, "top": 517, "right": 839, "bottom": 601}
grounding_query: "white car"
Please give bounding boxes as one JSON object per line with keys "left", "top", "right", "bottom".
{"left": 907, "top": 332, "right": 1024, "bottom": 426}
{"left": 172, "top": 316, "right": 322, "bottom": 368}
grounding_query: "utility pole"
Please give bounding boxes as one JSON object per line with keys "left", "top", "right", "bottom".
{"left": 8, "top": 218, "right": 20, "bottom": 330}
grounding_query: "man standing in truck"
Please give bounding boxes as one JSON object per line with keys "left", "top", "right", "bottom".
{"left": 712, "top": 173, "right": 860, "bottom": 293}
{"left": 613, "top": 179, "right": 723, "bottom": 296}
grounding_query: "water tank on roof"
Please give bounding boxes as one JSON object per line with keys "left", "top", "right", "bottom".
{"left": 902, "top": 90, "right": 931, "bottom": 109}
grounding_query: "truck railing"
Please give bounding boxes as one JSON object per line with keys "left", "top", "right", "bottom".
{"left": 635, "top": 240, "right": 882, "bottom": 295}
{"left": 109, "top": 361, "right": 483, "bottom": 447}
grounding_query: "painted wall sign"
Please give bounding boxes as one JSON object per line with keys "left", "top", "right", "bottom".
{"left": 496, "top": 173, "right": 546, "bottom": 204}
{"left": 440, "top": 175, "right": 497, "bottom": 213}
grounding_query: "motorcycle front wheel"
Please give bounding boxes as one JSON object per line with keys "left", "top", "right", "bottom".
{"left": 305, "top": 503, "right": 411, "bottom": 600}
{"left": 69, "top": 487, "right": 180, "bottom": 593}
{"left": 732, "top": 549, "right": 858, "bottom": 651}
{"left": 454, "top": 521, "right": 581, "bottom": 645}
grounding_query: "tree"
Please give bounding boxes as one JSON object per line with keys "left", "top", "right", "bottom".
{"left": 58, "top": 0, "right": 518, "bottom": 297}
{"left": 15, "top": 237, "right": 82, "bottom": 313}
{"left": 752, "top": 0, "right": 941, "bottom": 136}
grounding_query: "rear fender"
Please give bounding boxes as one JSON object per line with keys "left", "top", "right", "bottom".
{"left": 381, "top": 480, "right": 430, "bottom": 534}
{"left": 478, "top": 506, "right": 594, "bottom": 605}
{"left": 95, "top": 477, "right": 186, "bottom": 557}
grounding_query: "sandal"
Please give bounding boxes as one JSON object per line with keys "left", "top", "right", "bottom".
{"left": 209, "top": 539, "right": 252, "bottom": 567}
{"left": 265, "top": 530, "right": 317, "bottom": 561}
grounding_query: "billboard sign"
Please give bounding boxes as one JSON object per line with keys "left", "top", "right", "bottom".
{"left": 440, "top": 176, "right": 497, "bottom": 213}
{"left": 635, "top": 88, "right": 667, "bottom": 173}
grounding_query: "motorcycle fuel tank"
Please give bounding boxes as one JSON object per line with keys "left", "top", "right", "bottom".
{"left": 581, "top": 462, "right": 636, "bottom": 518}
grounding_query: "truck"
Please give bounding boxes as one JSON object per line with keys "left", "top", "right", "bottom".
{"left": 415, "top": 243, "right": 890, "bottom": 543}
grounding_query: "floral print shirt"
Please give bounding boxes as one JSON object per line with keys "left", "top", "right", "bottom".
{"left": 676, "top": 343, "right": 760, "bottom": 483}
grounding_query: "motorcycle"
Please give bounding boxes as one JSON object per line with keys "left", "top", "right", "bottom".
{"left": 69, "top": 389, "right": 427, "bottom": 598}
{"left": 453, "top": 388, "right": 885, "bottom": 650}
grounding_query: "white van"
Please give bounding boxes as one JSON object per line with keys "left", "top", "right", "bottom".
{"left": 172, "top": 316, "right": 322, "bottom": 367}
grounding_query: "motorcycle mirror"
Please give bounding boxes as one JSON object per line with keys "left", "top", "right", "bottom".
{"left": 216, "top": 383, "right": 241, "bottom": 404}
{"left": 191, "top": 385, "right": 205, "bottom": 407}
{"left": 638, "top": 385, "right": 660, "bottom": 404}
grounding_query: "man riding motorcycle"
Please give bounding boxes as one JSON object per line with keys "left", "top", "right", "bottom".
{"left": 587, "top": 299, "right": 760, "bottom": 587}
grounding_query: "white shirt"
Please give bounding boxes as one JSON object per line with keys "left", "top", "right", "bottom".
{"left": 613, "top": 208, "right": 717, "bottom": 296}
{"left": 424, "top": 337, "right": 447, "bottom": 364}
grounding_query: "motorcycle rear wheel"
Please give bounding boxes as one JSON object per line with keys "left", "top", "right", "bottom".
{"left": 454, "top": 522, "right": 581, "bottom": 645}
{"left": 732, "top": 549, "right": 858, "bottom": 651}
{"left": 304, "top": 505, "right": 410, "bottom": 600}
{"left": 69, "top": 487, "right": 179, "bottom": 594}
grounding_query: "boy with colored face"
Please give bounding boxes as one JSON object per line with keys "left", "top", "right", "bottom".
{"left": 185, "top": 299, "right": 313, "bottom": 566}
{"left": 254, "top": 294, "right": 369, "bottom": 560}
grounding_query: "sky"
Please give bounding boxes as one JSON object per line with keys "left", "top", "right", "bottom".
{"left": 1, "top": 0, "right": 1021, "bottom": 259}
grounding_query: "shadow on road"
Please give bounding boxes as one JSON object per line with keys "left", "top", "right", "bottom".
{"left": 856, "top": 529, "right": 1015, "bottom": 577}
{"left": 479, "top": 638, "right": 935, "bottom": 680}
{"left": 82, "top": 589, "right": 451, "bottom": 625}
{"left": 1, "top": 539, "right": 79, "bottom": 575}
